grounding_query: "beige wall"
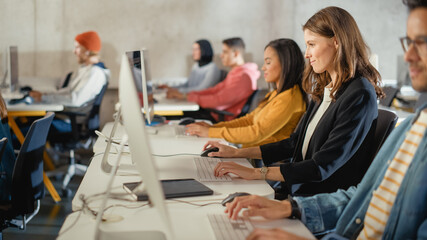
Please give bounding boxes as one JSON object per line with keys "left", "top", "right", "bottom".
{"left": 0, "top": 0, "right": 293, "bottom": 88}
{"left": 0, "top": 0, "right": 409, "bottom": 127}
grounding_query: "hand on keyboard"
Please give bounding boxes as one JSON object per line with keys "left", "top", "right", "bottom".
{"left": 214, "top": 161, "right": 258, "bottom": 180}
{"left": 224, "top": 195, "right": 292, "bottom": 220}
{"left": 194, "top": 157, "right": 232, "bottom": 182}
{"left": 185, "top": 123, "right": 210, "bottom": 137}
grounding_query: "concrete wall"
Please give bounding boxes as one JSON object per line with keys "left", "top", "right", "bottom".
{"left": 0, "top": 0, "right": 408, "bottom": 84}
{"left": 292, "top": 0, "right": 408, "bottom": 80}
{"left": 0, "top": 0, "right": 409, "bottom": 126}
{"left": 0, "top": 0, "right": 293, "bottom": 88}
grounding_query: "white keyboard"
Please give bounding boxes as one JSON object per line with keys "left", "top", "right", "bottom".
{"left": 174, "top": 125, "right": 186, "bottom": 136}
{"left": 194, "top": 157, "right": 232, "bottom": 182}
{"left": 208, "top": 213, "right": 254, "bottom": 240}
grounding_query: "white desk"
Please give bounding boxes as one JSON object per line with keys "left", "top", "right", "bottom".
{"left": 6, "top": 102, "right": 64, "bottom": 112}
{"left": 59, "top": 201, "right": 314, "bottom": 240}
{"left": 153, "top": 91, "right": 199, "bottom": 115}
{"left": 59, "top": 122, "right": 315, "bottom": 240}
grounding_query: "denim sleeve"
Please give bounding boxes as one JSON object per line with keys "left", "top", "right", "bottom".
{"left": 294, "top": 186, "right": 357, "bottom": 234}
{"left": 417, "top": 218, "right": 427, "bottom": 239}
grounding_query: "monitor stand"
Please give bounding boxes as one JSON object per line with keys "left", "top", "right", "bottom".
{"left": 94, "top": 134, "right": 167, "bottom": 240}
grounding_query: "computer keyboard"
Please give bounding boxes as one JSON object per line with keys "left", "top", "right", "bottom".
{"left": 174, "top": 125, "right": 187, "bottom": 136}
{"left": 194, "top": 157, "right": 232, "bottom": 182}
{"left": 208, "top": 213, "right": 254, "bottom": 240}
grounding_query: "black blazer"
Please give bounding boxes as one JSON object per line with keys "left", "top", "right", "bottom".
{"left": 261, "top": 76, "right": 378, "bottom": 196}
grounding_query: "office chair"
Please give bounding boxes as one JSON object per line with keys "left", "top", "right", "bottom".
{"left": 205, "top": 89, "right": 260, "bottom": 122}
{"left": 380, "top": 86, "right": 400, "bottom": 107}
{"left": 0, "top": 112, "right": 54, "bottom": 240}
{"left": 415, "top": 92, "right": 427, "bottom": 110}
{"left": 48, "top": 82, "right": 109, "bottom": 197}
{"left": 373, "top": 109, "right": 398, "bottom": 155}
{"left": 219, "top": 69, "right": 228, "bottom": 82}
{"left": 0, "top": 137, "right": 8, "bottom": 164}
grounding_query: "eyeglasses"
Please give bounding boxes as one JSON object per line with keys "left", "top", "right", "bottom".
{"left": 400, "top": 36, "right": 427, "bottom": 55}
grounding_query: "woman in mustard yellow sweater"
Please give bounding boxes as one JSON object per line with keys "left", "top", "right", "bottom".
{"left": 185, "top": 39, "right": 307, "bottom": 148}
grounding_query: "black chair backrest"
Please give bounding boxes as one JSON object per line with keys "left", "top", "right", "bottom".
{"left": 380, "top": 86, "right": 399, "bottom": 107}
{"left": 61, "top": 72, "right": 73, "bottom": 89}
{"left": 87, "top": 82, "right": 109, "bottom": 131}
{"left": 374, "top": 109, "right": 398, "bottom": 155}
{"left": 236, "top": 90, "right": 259, "bottom": 118}
{"left": 415, "top": 92, "right": 427, "bottom": 110}
{"left": 11, "top": 112, "right": 54, "bottom": 216}
{"left": 219, "top": 70, "right": 228, "bottom": 82}
{"left": 0, "top": 138, "right": 8, "bottom": 166}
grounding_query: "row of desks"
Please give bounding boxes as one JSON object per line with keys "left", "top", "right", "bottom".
{"left": 57, "top": 122, "right": 315, "bottom": 239}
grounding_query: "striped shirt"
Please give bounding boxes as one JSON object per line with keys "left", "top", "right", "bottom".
{"left": 357, "top": 110, "right": 427, "bottom": 239}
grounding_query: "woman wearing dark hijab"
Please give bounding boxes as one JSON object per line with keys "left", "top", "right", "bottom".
{"left": 166, "top": 39, "right": 221, "bottom": 93}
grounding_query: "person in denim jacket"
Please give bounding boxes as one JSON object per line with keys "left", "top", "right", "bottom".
{"left": 223, "top": 0, "right": 427, "bottom": 239}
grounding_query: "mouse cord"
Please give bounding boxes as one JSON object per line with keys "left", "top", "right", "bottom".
{"left": 167, "top": 198, "right": 222, "bottom": 207}
{"left": 152, "top": 153, "right": 199, "bottom": 157}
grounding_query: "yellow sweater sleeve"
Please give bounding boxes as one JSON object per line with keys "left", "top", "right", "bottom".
{"left": 208, "top": 85, "right": 306, "bottom": 147}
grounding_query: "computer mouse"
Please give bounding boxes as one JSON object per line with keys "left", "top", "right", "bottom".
{"left": 23, "top": 95, "right": 34, "bottom": 104}
{"left": 200, "top": 147, "right": 219, "bottom": 157}
{"left": 221, "top": 192, "right": 251, "bottom": 206}
{"left": 178, "top": 117, "right": 195, "bottom": 125}
{"left": 8, "top": 94, "right": 33, "bottom": 105}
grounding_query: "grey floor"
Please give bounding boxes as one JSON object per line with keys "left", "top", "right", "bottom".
{"left": 2, "top": 150, "right": 91, "bottom": 240}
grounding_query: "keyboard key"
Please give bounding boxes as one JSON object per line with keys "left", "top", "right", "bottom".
{"left": 194, "top": 157, "right": 232, "bottom": 182}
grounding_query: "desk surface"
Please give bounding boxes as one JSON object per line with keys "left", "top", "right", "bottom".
{"left": 153, "top": 91, "right": 199, "bottom": 112}
{"left": 59, "top": 201, "right": 315, "bottom": 240}
{"left": 6, "top": 102, "right": 64, "bottom": 112}
{"left": 59, "top": 122, "right": 315, "bottom": 240}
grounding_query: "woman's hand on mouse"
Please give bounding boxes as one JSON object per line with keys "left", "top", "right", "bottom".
{"left": 202, "top": 141, "right": 238, "bottom": 158}
{"left": 29, "top": 91, "right": 42, "bottom": 102}
{"left": 166, "top": 89, "right": 186, "bottom": 100}
{"left": 214, "top": 162, "right": 258, "bottom": 180}
{"left": 224, "top": 195, "right": 292, "bottom": 220}
{"left": 185, "top": 124, "right": 209, "bottom": 137}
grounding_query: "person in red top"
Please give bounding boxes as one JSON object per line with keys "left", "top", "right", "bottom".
{"left": 167, "top": 37, "right": 260, "bottom": 122}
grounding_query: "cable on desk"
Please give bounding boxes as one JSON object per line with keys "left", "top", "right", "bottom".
{"left": 57, "top": 192, "right": 149, "bottom": 237}
{"left": 167, "top": 198, "right": 222, "bottom": 207}
{"left": 152, "top": 153, "right": 199, "bottom": 157}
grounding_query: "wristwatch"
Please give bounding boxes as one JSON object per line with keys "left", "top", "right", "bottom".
{"left": 260, "top": 166, "right": 268, "bottom": 180}
{"left": 288, "top": 195, "right": 302, "bottom": 219}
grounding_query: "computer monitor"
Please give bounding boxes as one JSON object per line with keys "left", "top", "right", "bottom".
{"left": 2, "top": 46, "right": 19, "bottom": 92}
{"left": 126, "top": 49, "right": 155, "bottom": 125}
{"left": 95, "top": 54, "right": 172, "bottom": 239}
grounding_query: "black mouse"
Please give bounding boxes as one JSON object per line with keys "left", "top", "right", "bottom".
{"left": 8, "top": 94, "right": 34, "bottom": 105}
{"left": 20, "top": 86, "right": 33, "bottom": 93}
{"left": 221, "top": 192, "right": 251, "bottom": 206}
{"left": 200, "top": 147, "right": 219, "bottom": 157}
{"left": 178, "top": 117, "right": 195, "bottom": 125}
